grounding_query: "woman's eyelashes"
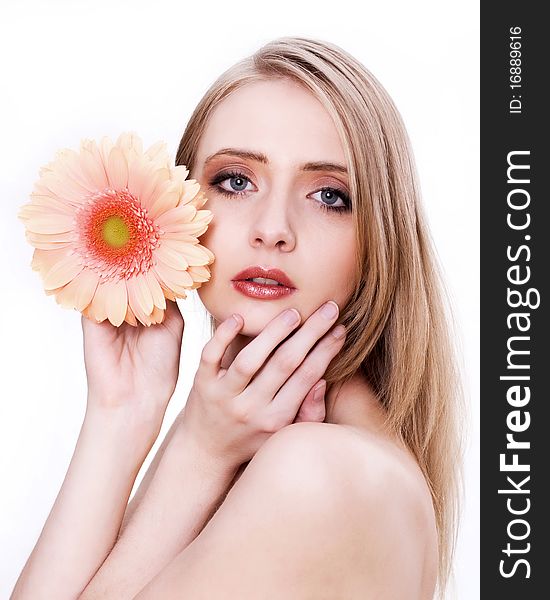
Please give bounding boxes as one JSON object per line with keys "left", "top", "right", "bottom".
{"left": 207, "top": 170, "right": 351, "bottom": 213}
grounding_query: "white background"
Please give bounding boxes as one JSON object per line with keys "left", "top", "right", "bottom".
{"left": 0, "top": 1, "right": 479, "bottom": 597}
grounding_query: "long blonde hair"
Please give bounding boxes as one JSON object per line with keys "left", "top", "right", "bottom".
{"left": 176, "top": 36, "right": 464, "bottom": 596}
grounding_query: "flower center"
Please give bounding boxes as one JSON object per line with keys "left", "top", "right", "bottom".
{"left": 102, "top": 215, "right": 130, "bottom": 248}
{"left": 74, "top": 188, "right": 161, "bottom": 282}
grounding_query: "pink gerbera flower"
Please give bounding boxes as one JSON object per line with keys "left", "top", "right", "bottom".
{"left": 18, "top": 132, "right": 215, "bottom": 327}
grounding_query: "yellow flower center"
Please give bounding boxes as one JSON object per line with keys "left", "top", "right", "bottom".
{"left": 102, "top": 215, "right": 130, "bottom": 248}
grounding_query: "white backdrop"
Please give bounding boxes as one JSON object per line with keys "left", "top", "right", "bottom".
{"left": 0, "top": 1, "right": 479, "bottom": 598}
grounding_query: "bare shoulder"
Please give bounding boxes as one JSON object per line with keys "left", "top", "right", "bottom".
{"left": 135, "top": 421, "right": 438, "bottom": 599}
{"left": 227, "top": 421, "right": 437, "bottom": 598}
{"left": 247, "top": 421, "right": 439, "bottom": 597}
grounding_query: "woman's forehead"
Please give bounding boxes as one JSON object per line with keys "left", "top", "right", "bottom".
{"left": 196, "top": 80, "right": 346, "bottom": 170}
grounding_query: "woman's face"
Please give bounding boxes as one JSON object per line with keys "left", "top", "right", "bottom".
{"left": 192, "top": 79, "right": 357, "bottom": 335}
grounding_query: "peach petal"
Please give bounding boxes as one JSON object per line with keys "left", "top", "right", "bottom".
{"left": 181, "top": 243, "right": 213, "bottom": 266}
{"left": 55, "top": 149, "right": 98, "bottom": 193}
{"left": 40, "top": 173, "right": 88, "bottom": 206}
{"left": 79, "top": 140, "right": 109, "bottom": 189}
{"left": 153, "top": 260, "right": 194, "bottom": 290}
{"left": 127, "top": 274, "right": 154, "bottom": 318}
{"left": 144, "top": 269, "right": 166, "bottom": 310}
{"left": 188, "top": 265, "right": 211, "bottom": 283}
{"left": 155, "top": 244, "right": 189, "bottom": 271}
{"left": 107, "top": 146, "right": 129, "bottom": 190}
{"left": 55, "top": 269, "right": 100, "bottom": 311}
{"left": 177, "top": 180, "right": 201, "bottom": 206}
{"left": 98, "top": 136, "right": 114, "bottom": 171}
{"left": 43, "top": 252, "right": 83, "bottom": 290}
{"left": 145, "top": 141, "right": 170, "bottom": 165}
{"left": 169, "top": 165, "right": 190, "bottom": 185}
{"left": 24, "top": 213, "right": 75, "bottom": 235}
{"left": 27, "top": 240, "right": 73, "bottom": 251}
{"left": 124, "top": 305, "right": 138, "bottom": 327}
{"left": 127, "top": 161, "right": 154, "bottom": 202}
{"left": 105, "top": 278, "right": 129, "bottom": 326}
{"left": 26, "top": 230, "right": 74, "bottom": 243}
{"left": 148, "top": 182, "right": 182, "bottom": 220}
{"left": 155, "top": 204, "right": 196, "bottom": 229}
{"left": 161, "top": 232, "right": 202, "bottom": 244}
{"left": 27, "top": 193, "right": 77, "bottom": 215}
{"left": 139, "top": 167, "right": 170, "bottom": 209}
{"left": 149, "top": 304, "right": 166, "bottom": 324}
{"left": 31, "top": 247, "right": 72, "bottom": 273}
{"left": 18, "top": 203, "right": 71, "bottom": 220}
{"left": 91, "top": 279, "right": 121, "bottom": 323}
{"left": 116, "top": 132, "right": 143, "bottom": 162}
{"left": 190, "top": 191, "right": 209, "bottom": 209}
{"left": 158, "top": 221, "right": 203, "bottom": 236}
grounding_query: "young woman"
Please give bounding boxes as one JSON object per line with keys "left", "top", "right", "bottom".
{"left": 12, "top": 37, "right": 463, "bottom": 599}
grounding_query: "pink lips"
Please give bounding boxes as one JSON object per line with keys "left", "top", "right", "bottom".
{"left": 232, "top": 266, "right": 296, "bottom": 288}
{"left": 231, "top": 266, "right": 297, "bottom": 300}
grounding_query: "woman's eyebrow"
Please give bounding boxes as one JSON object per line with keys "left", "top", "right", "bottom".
{"left": 204, "top": 147, "right": 348, "bottom": 174}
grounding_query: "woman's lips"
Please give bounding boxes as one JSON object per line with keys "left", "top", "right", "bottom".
{"left": 231, "top": 279, "right": 297, "bottom": 299}
{"left": 232, "top": 266, "right": 296, "bottom": 288}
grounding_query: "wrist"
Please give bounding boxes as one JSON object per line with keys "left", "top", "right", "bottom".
{"left": 83, "top": 403, "right": 160, "bottom": 463}
{"left": 172, "top": 421, "right": 240, "bottom": 482}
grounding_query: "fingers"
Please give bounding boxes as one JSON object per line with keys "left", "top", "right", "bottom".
{"left": 244, "top": 301, "right": 342, "bottom": 400}
{"left": 266, "top": 324, "right": 345, "bottom": 424}
{"left": 198, "top": 313, "right": 244, "bottom": 379}
{"left": 219, "top": 307, "right": 303, "bottom": 394}
{"left": 293, "top": 380, "right": 326, "bottom": 423}
{"left": 162, "top": 299, "right": 185, "bottom": 336}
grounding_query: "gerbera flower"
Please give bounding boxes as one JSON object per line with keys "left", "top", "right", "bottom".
{"left": 18, "top": 132, "right": 215, "bottom": 327}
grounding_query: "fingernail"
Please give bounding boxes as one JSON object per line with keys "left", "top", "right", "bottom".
{"left": 229, "top": 314, "right": 241, "bottom": 328}
{"left": 332, "top": 325, "right": 346, "bottom": 339}
{"left": 321, "top": 301, "right": 338, "bottom": 319}
{"left": 313, "top": 380, "right": 326, "bottom": 403}
{"left": 282, "top": 308, "right": 300, "bottom": 326}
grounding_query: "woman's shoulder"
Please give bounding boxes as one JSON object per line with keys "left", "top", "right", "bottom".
{"left": 253, "top": 419, "right": 435, "bottom": 523}
{"left": 242, "top": 420, "right": 439, "bottom": 597}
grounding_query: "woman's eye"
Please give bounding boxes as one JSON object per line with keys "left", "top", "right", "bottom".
{"left": 310, "top": 188, "right": 350, "bottom": 211}
{"left": 213, "top": 172, "right": 255, "bottom": 195}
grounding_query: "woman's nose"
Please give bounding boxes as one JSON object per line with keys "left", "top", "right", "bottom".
{"left": 248, "top": 193, "right": 296, "bottom": 251}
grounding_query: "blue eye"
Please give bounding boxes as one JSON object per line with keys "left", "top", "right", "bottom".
{"left": 208, "top": 170, "right": 351, "bottom": 214}
{"left": 310, "top": 187, "right": 351, "bottom": 213}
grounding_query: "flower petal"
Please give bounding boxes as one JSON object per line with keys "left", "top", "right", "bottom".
{"left": 107, "top": 146, "right": 129, "bottom": 190}
{"left": 148, "top": 182, "right": 182, "bottom": 220}
{"left": 188, "top": 265, "right": 211, "bottom": 283}
{"left": 127, "top": 274, "right": 154, "bottom": 322}
{"left": 43, "top": 252, "right": 83, "bottom": 290}
{"left": 31, "top": 247, "right": 72, "bottom": 273}
{"left": 153, "top": 260, "right": 193, "bottom": 292}
{"left": 145, "top": 141, "right": 170, "bottom": 166}
{"left": 177, "top": 180, "right": 201, "bottom": 207}
{"left": 181, "top": 243, "right": 213, "bottom": 266}
{"left": 155, "top": 243, "right": 189, "bottom": 271}
{"left": 155, "top": 205, "right": 196, "bottom": 229}
{"left": 105, "top": 278, "right": 129, "bottom": 326}
{"left": 55, "top": 268, "right": 100, "bottom": 311}
{"left": 144, "top": 269, "right": 166, "bottom": 310}
{"left": 79, "top": 141, "right": 109, "bottom": 189}
{"left": 25, "top": 213, "right": 75, "bottom": 235}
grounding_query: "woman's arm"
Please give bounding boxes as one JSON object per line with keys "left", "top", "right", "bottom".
{"left": 79, "top": 303, "right": 341, "bottom": 598}
{"left": 10, "top": 408, "right": 153, "bottom": 600}
{"left": 118, "top": 408, "right": 186, "bottom": 536}
{"left": 78, "top": 420, "right": 240, "bottom": 599}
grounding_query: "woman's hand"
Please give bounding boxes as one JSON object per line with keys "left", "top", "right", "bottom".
{"left": 180, "top": 300, "right": 346, "bottom": 469}
{"left": 81, "top": 299, "right": 184, "bottom": 441}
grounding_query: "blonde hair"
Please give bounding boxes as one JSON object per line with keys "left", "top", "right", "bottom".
{"left": 176, "top": 36, "right": 464, "bottom": 596}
